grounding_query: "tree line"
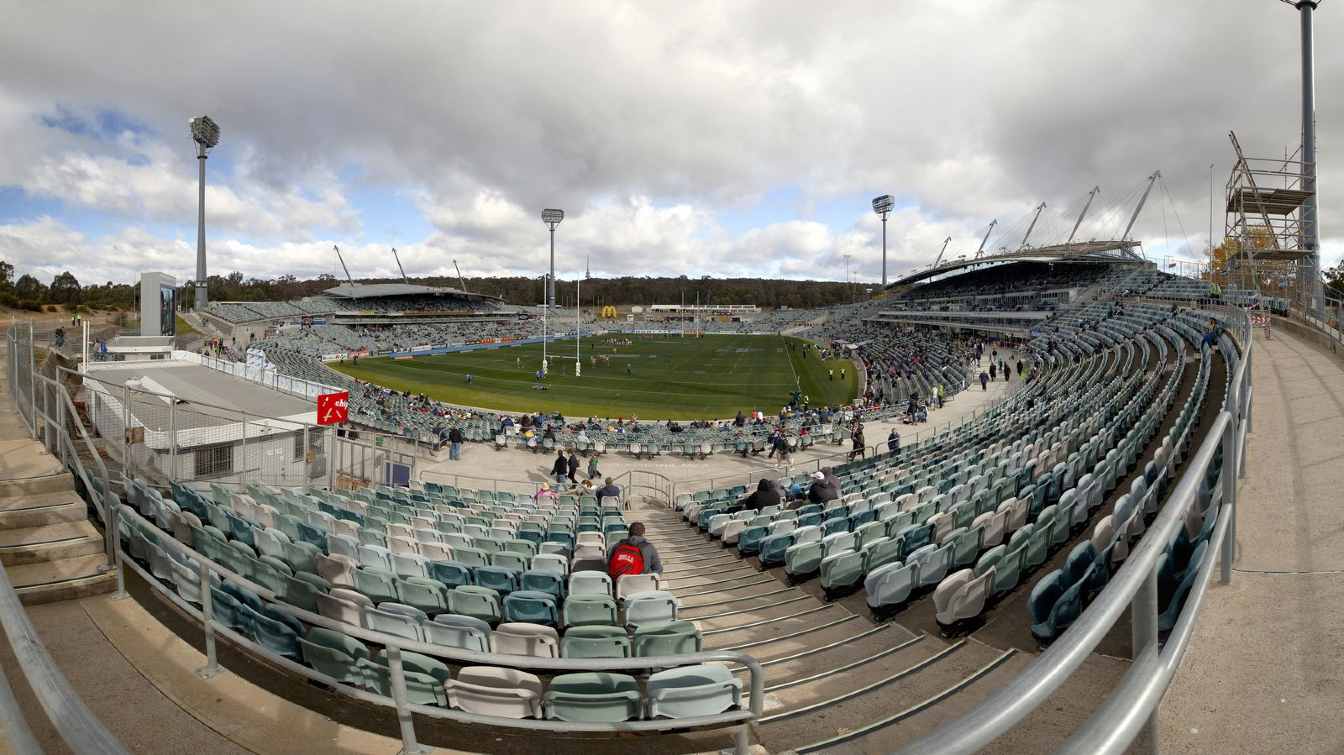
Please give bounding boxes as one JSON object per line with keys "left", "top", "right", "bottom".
{"left": 0, "top": 261, "right": 873, "bottom": 311}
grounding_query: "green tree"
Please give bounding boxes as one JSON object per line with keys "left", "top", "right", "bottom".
{"left": 13, "top": 274, "right": 46, "bottom": 301}
{"left": 49, "top": 271, "right": 82, "bottom": 304}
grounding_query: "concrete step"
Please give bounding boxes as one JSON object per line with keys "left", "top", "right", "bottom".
{"left": 9, "top": 554, "right": 116, "bottom": 605}
{"left": 0, "top": 521, "right": 105, "bottom": 566}
{"left": 0, "top": 468, "right": 75, "bottom": 498}
{"left": 0, "top": 437, "right": 64, "bottom": 473}
{"left": 756, "top": 638, "right": 1010, "bottom": 751}
{"left": 0, "top": 490, "right": 88, "bottom": 528}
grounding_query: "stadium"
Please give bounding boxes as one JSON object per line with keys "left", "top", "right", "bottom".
{"left": 0, "top": 4, "right": 1340, "bottom": 755}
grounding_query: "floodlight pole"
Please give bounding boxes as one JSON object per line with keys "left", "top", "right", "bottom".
{"left": 541, "top": 275, "right": 548, "bottom": 377}
{"left": 195, "top": 142, "right": 208, "bottom": 310}
{"left": 548, "top": 225, "right": 556, "bottom": 308}
{"left": 575, "top": 277, "right": 581, "bottom": 377}
{"left": 1290, "top": 0, "right": 1322, "bottom": 314}
{"left": 872, "top": 195, "right": 894, "bottom": 287}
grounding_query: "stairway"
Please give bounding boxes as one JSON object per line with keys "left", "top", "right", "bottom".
{"left": 636, "top": 504, "right": 1017, "bottom": 753}
{"left": 0, "top": 338, "right": 116, "bottom": 605}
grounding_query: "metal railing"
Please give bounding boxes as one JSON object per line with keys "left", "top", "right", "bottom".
{"left": 0, "top": 561, "right": 128, "bottom": 754}
{"left": 897, "top": 313, "right": 1253, "bottom": 755}
{"left": 114, "top": 506, "right": 766, "bottom": 753}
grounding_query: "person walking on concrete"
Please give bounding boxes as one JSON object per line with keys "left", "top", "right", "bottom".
{"left": 887, "top": 428, "right": 901, "bottom": 457}
{"left": 448, "top": 426, "right": 463, "bottom": 461}
{"left": 587, "top": 454, "right": 601, "bottom": 481}
{"left": 551, "top": 450, "right": 569, "bottom": 487}
{"left": 979, "top": 371, "right": 990, "bottom": 391}
{"left": 566, "top": 451, "right": 580, "bottom": 485}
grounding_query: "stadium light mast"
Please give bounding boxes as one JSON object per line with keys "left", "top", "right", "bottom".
{"left": 189, "top": 115, "right": 220, "bottom": 310}
{"left": 872, "top": 194, "right": 894, "bottom": 287}
{"left": 542, "top": 209, "right": 564, "bottom": 309}
{"left": 540, "top": 273, "right": 549, "bottom": 377}
{"left": 575, "top": 276, "right": 582, "bottom": 377}
{"left": 1282, "top": 0, "right": 1323, "bottom": 313}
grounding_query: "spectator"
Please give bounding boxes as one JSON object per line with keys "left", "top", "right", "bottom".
{"left": 534, "top": 482, "right": 558, "bottom": 504}
{"left": 448, "top": 426, "right": 463, "bottom": 461}
{"left": 742, "top": 478, "right": 781, "bottom": 510}
{"left": 551, "top": 450, "right": 569, "bottom": 486}
{"left": 566, "top": 451, "right": 580, "bottom": 485}
{"left": 887, "top": 428, "right": 901, "bottom": 457}
{"left": 596, "top": 476, "right": 622, "bottom": 500}
{"left": 608, "top": 522, "right": 662, "bottom": 576}
{"left": 979, "top": 371, "right": 990, "bottom": 391}
{"left": 807, "top": 470, "right": 839, "bottom": 504}
{"left": 586, "top": 454, "right": 601, "bottom": 481}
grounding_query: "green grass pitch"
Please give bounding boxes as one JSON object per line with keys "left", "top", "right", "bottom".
{"left": 330, "top": 333, "right": 858, "bottom": 420}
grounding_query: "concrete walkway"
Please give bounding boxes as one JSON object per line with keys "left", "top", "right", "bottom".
{"left": 1160, "top": 328, "right": 1344, "bottom": 753}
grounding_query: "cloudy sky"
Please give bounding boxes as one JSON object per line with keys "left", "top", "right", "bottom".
{"left": 0, "top": 0, "right": 1340, "bottom": 287}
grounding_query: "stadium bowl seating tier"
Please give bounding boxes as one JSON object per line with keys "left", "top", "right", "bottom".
{"left": 117, "top": 276, "right": 1240, "bottom": 752}
{"left": 679, "top": 301, "right": 1232, "bottom": 639}
{"left": 120, "top": 478, "right": 772, "bottom": 745}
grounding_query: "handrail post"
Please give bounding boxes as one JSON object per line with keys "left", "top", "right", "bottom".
{"left": 196, "top": 559, "right": 219, "bottom": 678}
{"left": 109, "top": 500, "right": 126, "bottom": 597}
{"left": 385, "top": 646, "right": 423, "bottom": 754}
{"left": 1220, "top": 419, "right": 1237, "bottom": 585}
{"left": 1130, "top": 563, "right": 1160, "bottom": 753}
{"left": 169, "top": 399, "right": 178, "bottom": 481}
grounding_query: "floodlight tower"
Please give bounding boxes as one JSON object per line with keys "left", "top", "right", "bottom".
{"left": 1282, "top": 0, "right": 1323, "bottom": 313}
{"left": 189, "top": 116, "right": 220, "bottom": 310}
{"left": 542, "top": 209, "right": 564, "bottom": 309}
{"left": 872, "top": 194, "right": 894, "bottom": 287}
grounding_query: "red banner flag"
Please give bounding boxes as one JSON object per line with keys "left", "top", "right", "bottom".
{"left": 316, "top": 391, "right": 349, "bottom": 426}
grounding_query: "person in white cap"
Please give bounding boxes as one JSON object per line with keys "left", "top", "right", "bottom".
{"left": 807, "top": 470, "right": 838, "bottom": 505}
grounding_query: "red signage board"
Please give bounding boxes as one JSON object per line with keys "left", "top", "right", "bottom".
{"left": 316, "top": 391, "right": 349, "bottom": 426}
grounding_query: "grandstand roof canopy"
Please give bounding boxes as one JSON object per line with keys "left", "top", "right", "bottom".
{"left": 322, "top": 283, "right": 501, "bottom": 301}
{"left": 887, "top": 241, "right": 1143, "bottom": 289}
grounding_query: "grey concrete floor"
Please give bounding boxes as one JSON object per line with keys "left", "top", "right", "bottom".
{"left": 1160, "top": 328, "right": 1344, "bottom": 754}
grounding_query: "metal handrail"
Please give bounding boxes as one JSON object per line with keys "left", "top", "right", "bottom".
{"left": 0, "top": 562, "right": 128, "bottom": 754}
{"left": 114, "top": 505, "right": 766, "bottom": 753}
{"left": 897, "top": 318, "right": 1252, "bottom": 754}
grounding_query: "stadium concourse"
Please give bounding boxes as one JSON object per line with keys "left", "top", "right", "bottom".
{"left": 6, "top": 259, "right": 1340, "bottom": 755}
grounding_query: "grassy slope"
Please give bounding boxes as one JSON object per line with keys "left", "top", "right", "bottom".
{"left": 331, "top": 333, "right": 857, "bottom": 419}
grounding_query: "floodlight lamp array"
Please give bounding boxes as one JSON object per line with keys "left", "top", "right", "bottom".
{"left": 872, "top": 194, "right": 894, "bottom": 214}
{"left": 542, "top": 208, "right": 565, "bottom": 225}
{"left": 189, "top": 115, "right": 220, "bottom": 148}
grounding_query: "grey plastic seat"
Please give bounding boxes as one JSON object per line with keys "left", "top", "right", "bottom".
{"left": 561, "top": 625, "right": 632, "bottom": 658}
{"left": 493, "top": 622, "right": 560, "bottom": 658}
{"left": 864, "top": 560, "right": 916, "bottom": 610}
{"left": 544, "top": 672, "right": 641, "bottom": 722}
{"left": 624, "top": 591, "right": 678, "bottom": 630}
{"left": 447, "top": 666, "right": 544, "bottom": 719}
{"left": 424, "top": 614, "right": 491, "bottom": 653}
{"left": 908, "top": 543, "right": 951, "bottom": 588}
{"left": 300, "top": 626, "right": 368, "bottom": 687}
{"left": 633, "top": 620, "right": 701, "bottom": 656}
{"left": 646, "top": 664, "right": 742, "bottom": 719}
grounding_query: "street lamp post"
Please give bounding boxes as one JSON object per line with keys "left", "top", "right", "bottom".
{"left": 189, "top": 116, "right": 220, "bottom": 310}
{"left": 542, "top": 209, "right": 564, "bottom": 310}
{"left": 872, "top": 194, "right": 894, "bottom": 287}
